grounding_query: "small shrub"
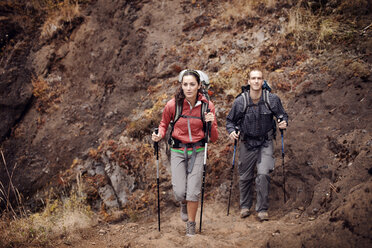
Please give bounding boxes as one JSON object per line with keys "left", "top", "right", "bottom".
{"left": 126, "top": 93, "right": 168, "bottom": 139}
{"left": 211, "top": 66, "right": 249, "bottom": 97}
{"left": 220, "top": 0, "right": 256, "bottom": 24}
{"left": 318, "top": 18, "right": 339, "bottom": 44}
{"left": 32, "top": 76, "right": 64, "bottom": 113}
{"left": 39, "top": 0, "right": 82, "bottom": 39}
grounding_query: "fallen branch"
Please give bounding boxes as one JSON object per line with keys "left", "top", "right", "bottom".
{"left": 329, "top": 183, "right": 339, "bottom": 193}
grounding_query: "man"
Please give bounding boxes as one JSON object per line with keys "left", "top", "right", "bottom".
{"left": 226, "top": 69, "right": 288, "bottom": 221}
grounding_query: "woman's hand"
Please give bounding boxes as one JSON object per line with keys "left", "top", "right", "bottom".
{"left": 204, "top": 112, "right": 215, "bottom": 123}
{"left": 152, "top": 131, "right": 162, "bottom": 142}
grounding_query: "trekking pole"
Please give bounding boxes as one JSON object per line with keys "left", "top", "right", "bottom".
{"left": 278, "top": 116, "right": 286, "bottom": 203}
{"left": 199, "top": 109, "right": 210, "bottom": 233}
{"left": 227, "top": 126, "right": 239, "bottom": 216}
{"left": 154, "top": 128, "right": 161, "bottom": 231}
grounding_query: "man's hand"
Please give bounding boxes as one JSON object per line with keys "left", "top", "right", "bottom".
{"left": 229, "top": 131, "right": 240, "bottom": 141}
{"left": 278, "top": 120, "right": 287, "bottom": 130}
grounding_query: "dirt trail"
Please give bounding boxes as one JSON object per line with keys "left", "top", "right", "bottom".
{"left": 56, "top": 201, "right": 314, "bottom": 248}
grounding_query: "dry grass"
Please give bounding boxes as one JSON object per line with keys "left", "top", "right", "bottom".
{"left": 0, "top": 194, "right": 94, "bottom": 247}
{"left": 285, "top": 6, "right": 318, "bottom": 47}
{"left": 126, "top": 93, "right": 169, "bottom": 139}
{"left": 32, "top": 76, "right": 65, "bottom": 113}
{"left": 0, "top": 149, "right": 95, "bottom": 247}
{"left": 38, "top": 0, "right": 82, "bottom": 39}
{"left": 219, "top": 0, "right": 279, "bottom": 23}
{"left": 220, "top": 0, "right": 256, "bottom": 23}
{"left": 0, "top": 150, "right": 28, "bottom": 220}
{"left": 284, "top": 1, "right": 364, "bottom": 50}
{"left": 318, "top": 19, "right": 340, "bottom": 44}
{"left": 211, "top": 66, "right": 254, "bottom": 97}
{"left": 1, "top": 0, "right": 86, "bottom": 39}
{"left": 0, "top": 173, "right": 95, "bottom": 247}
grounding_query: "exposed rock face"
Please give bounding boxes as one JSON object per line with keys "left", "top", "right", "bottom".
{"left": 80, "top": 150, "right": 135, "bottom": 209}
{"left": 0, "top": 17, "right": 33, "bottom": 142}
{"left": 0, "top": 0, "right": 156, "bottom": 207}
{"left": 0, "top": 67, "right": 33, "bottom": 141}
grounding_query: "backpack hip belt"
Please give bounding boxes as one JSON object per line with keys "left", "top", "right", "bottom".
{"left": 171, "top": 139, "right": 205, "bottom": 174}
{"left": 241, "top": 129, "right": 274, "bottom": 141}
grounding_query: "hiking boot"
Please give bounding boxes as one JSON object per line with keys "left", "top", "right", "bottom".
{"left": 258, "top": 211, "right": 269, "bottom": 221}
{"left": 240, "top": 208, "right": 250, "bottom": 218}
{"left": 180, "top": 202, "right": 188, "bottom": 222}
{"left": 186, "top": 221, "right": 196, "bottom": 237}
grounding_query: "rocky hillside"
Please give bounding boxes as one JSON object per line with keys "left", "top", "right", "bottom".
{"left": 1, "top": 0, "right": 371, "bottom": 247}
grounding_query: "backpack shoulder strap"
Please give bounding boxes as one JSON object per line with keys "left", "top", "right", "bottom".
{"left": 200, "top": 101, "right": 208, "bottom": 119}
{"left": 169, "top": 100, "right": 182, "bottom": 138}
{"left": 168, "top": 100, "right": 183, "bottom": 147}
{"left": 262, "top": 89, "right": 278, "bottom": 139}
{"left": 200, "top": 100, "right": 209, "bottom": 132}
{"left": 242, "top": 90, "right": 251, "bottom": 114}
{"left": 262, "top": 89, "right": 273, "bottom": 113}
{"left": 237, "top": 91, "right": 250, "bottom": 126}
{"left": 174, "top": 100, "right": 183, "bottom": 123}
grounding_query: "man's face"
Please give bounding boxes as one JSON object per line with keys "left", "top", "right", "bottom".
{"left": 248, "top": 71, "right": 263, "bottom": 91}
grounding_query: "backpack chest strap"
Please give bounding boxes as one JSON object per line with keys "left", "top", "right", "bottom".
{"left": 179, "top": 115, "right": 202, "bottom": 120}
{"left": 242, "top": 90, "right": 271, "bottom": 113}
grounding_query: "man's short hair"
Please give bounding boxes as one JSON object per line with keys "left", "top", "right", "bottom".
{"left": 249, "top": 69, "right": 263, "bottom": 78}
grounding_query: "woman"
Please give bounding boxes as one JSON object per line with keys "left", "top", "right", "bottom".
{"left": 152, "top": 69, "right": 218, "bottom": 236}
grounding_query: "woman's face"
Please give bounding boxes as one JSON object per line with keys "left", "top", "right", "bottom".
{"left": 182, "top": 75, "right": 200, "bottom": 102}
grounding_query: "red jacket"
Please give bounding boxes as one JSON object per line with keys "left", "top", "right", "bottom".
{"left": 158, "top": 93, "right": 218, "bottom": 144}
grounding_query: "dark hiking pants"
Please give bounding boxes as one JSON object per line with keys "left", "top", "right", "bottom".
{"left": 238, "top": 140, "right": 274, "bottom": 212}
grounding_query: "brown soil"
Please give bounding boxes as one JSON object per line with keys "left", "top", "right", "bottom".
{"left": 1, "top": 0, "right": 371, "bottom": 247}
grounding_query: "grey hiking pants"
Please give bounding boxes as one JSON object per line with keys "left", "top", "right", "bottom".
{"left": 170, "top": 149, "right": 204, "bottom": 202}
{"left": 238, "top": 139, "right": 275, "bottom": 212}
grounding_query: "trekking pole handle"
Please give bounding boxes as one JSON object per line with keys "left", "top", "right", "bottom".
{"left": 234, "top": 126, "right": 239, "bottom": 146}
{"left": 206, "top": 109, "right": 211, "bottom": 141}
{"left": 277, "top": 116, "right": 285, "bottom": 158}
{"left": 154, "top": 128, "right": 159, "bottom": 157}
{"left": 278, "top": 115, "right": 286, "bottom": 134}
